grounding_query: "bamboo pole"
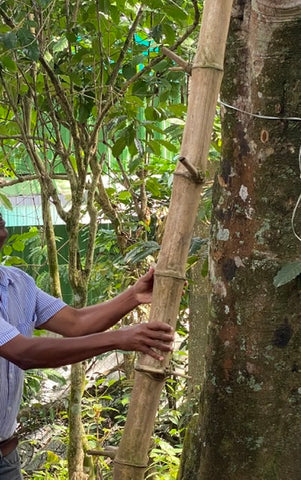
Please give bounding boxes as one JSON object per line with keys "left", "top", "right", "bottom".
{"left": 113, "top": 1, "right": 234, "bottom": 478}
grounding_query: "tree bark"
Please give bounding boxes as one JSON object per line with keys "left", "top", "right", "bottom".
{"left": 41, "top": 188, "right": 62, "bottom": 298}
{"left": 178, "top": 1, "right": 301, "bottom": 479}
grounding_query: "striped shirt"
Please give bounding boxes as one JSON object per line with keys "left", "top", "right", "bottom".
{"left": 0, "top": 266, "right": 66, "bottom": 441}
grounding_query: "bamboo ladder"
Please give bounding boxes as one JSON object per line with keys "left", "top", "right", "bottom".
{"left": 112, "top": 1, "right": 234, "bottom": 478}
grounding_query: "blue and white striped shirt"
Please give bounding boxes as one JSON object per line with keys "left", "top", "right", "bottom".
{"left": 0, "top": 266, "right": 66, "bottom": 441}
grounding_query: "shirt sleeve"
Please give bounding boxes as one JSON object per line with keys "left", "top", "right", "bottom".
{"left": 35, "top": 287, "right": 67, "bottom": 328}
{"left": 0, "top": 316, "right": 20, "bottom": 346}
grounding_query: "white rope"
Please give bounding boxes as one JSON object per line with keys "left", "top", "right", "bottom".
{"left": 291, "top": 146, "right": 301, "bottom": 242}
{"left": 220, "top": 100, "right": 301, "bottom": 242}
{"left": 219, "top": 100, "right": 301, "bottom": 122}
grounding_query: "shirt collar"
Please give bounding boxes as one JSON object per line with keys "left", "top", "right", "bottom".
{"left": 0, "top": 266, "right": 15, "bottom": 287}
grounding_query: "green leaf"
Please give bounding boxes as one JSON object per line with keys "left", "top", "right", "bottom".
{"left": 118, "top": 190, "right": 131, "bottom": 202}
{"left": 43, "top": 369, "right": 67, "bottom": 385}
{"left": 146, "top": 177, "right": 161, "bottom": 196}
{"left": 122, "top": 63, "right": 137, "bottom": 80}
{"left": 0, "top": 192, "right": 13, "bottom": 210}
{"left": 112, "top": 137, "right": 127, "bottom": 157}
{"left": 0, "top": 56, "right": 17, "bottom": 72}
{"left": 148, "top": 139, "right": 161, "bottom": 156}
{"left": 162, "top": 23, "right": 176, "bottom": 44}
{"left": 53, "top": 36, "right": 68, "bottom": 53}
{"left": 160, "top": 139, "right": 178, "bottom": 153}
{"left": 12, "top": 240, "right": 25, "bottom": 252}
{"left": 17, "top": 27, "right": 40, "bottom": 61}
{"left": 201, "top": 257, "right": 209, "bottom": 277}
{"left": 134, "top": 138, "right": 144, "bottom": 157}
{"left": 4, "top": 256, "right": 26, "bottom": 266}
{"left": 273, "top": 262, "right": 301, "bottom": 287}
{"left": 151, "top": 24, "right": 163, "bottom": 43}
{"left": 124, "top": 241, "right": 160, "bottom": 264}
{"left": 189, "top": 237, "right": 208, "bottom": 255}
{"left": 162, "top": 3, "right": 188, "bottom": 21}
{"left": 128, "top": 156, "right": 142, "bottom": 173}
{"left": 2, "top": 32, "right": 17, "bottom": 50}
{"left": 132, "top": 79, "right": 150, "bottom": 98}
{"left": 145, "top": 106, "right": 160, "bottom": 121}
{"left": 3, "top": 245, "right": 12, "bottom": 256}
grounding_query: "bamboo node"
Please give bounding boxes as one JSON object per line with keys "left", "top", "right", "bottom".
{"left": 114, "top": 458, "right": 148, "bottom": 469}
{"left": 192, "top": 62, "right": 224, "bottom": 72}
{"left": 178, "top": 157, "right": 205, "bottom": 184}
{"left": 154, "top": 269, "right": 186, "bottom": 281}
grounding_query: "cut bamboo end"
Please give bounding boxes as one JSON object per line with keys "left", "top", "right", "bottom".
{"left": 162, "top": 46, "right": 192, "bottom": 75}
{"left": 87, "top": 447, "right": 117, "bottom": 459}
{"left": 178, "top": 156, "right": 205, "bottom": 184}
{"left": 135, "top": 364, "right": 167, "bottom": 380}
{"left": 135, "top": 364, "right": 192, "bottom": 380}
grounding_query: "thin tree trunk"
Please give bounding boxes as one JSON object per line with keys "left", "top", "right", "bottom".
{"left": 68, "top": 362, "right": 88, "bottom": 480}
{"left": 178, "top": 1, "right": 301, "bottom": 478}
{"left": 67, "top": 234, "right": 91, "bottom": 480}
{"left": 41, "top": 189, "right": 62, "bottom": 298}
{"left": 113, "top": 2, "right": 234, "bottom": 478}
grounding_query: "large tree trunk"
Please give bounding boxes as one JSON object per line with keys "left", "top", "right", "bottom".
{"left": 178, "top": 1, "right": 301, "bottom": 479}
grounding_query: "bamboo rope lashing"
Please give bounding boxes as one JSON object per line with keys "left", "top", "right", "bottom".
{"left": 135, "top": 364, "right": 192, "bottom": 380}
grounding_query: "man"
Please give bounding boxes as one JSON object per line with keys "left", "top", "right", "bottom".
{"left": 0, "top": 214, "right": 174, "bottom": 479}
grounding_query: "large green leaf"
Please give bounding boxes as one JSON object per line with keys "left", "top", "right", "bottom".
{"left": 112, "top": 137, "right": 127, "bottom": 157}
{"left": 124, "top": 241, "right": 160, "bottom": 264}
{"left": 0, "top": 192, "right": 13, "bottom": 210}
{"left": 273, "top": 262, "right": 301, "bottom": 288}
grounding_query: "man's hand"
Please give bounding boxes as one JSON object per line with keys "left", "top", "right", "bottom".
{"left": 132, "top": 267, "right": 155, "bottom": 305}
{"left": 115, "top": 321, "right": 174, "bottom": 361}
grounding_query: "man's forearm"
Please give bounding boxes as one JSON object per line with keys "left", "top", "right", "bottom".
{"left": 2, "top": 331, "right": 120, "bottom": 370}
{"left": 78, "top": 286, "right": 140, "bottom": 334}
{"left": 0, "top": 321, "right": 174, "bottom": 369}
{"left": 43, "top": 286, "right": 140, "bottom": 337}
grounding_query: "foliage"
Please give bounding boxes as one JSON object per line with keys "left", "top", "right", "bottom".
{"left": 0, "top": 227, "right": 38, "bottom": 265}
{"left": 273, "top": 261, "right": 301, "bottom": 288}
{"left": 0, "top": 1, "right": 209, "bottom": 478}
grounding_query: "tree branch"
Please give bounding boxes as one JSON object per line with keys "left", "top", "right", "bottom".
{"left": 88, "top": 0, "right": 200, "bottom": 152}
{"left": 106, "top": 5, "right": 144, "bottom": 89}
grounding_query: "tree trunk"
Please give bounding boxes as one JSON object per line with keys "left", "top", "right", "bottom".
{"left": 178, "top": 1, "right": 301, "bottom": 479}
{"left": 41, "top": 188, "right": 62, "bottom": 298}
{"left": 67, "top": 250, "right": 91, "bottom": 480}
{"left": 113, "top": 1, "right": 233, "bottom": 478}
{"left": 188, "top": 215, "right": 209, "bottom": 400}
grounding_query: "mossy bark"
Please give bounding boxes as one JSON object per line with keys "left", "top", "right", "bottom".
{"left": 178, "top": 1, "right": 301, "bottom": 479}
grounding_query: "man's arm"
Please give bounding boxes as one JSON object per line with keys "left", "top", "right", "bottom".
{"left": 42, "top": 268, "right": 154, "bottom": 337}
{"left": 0, "top": 321, "right": 174, "bottom": 370}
